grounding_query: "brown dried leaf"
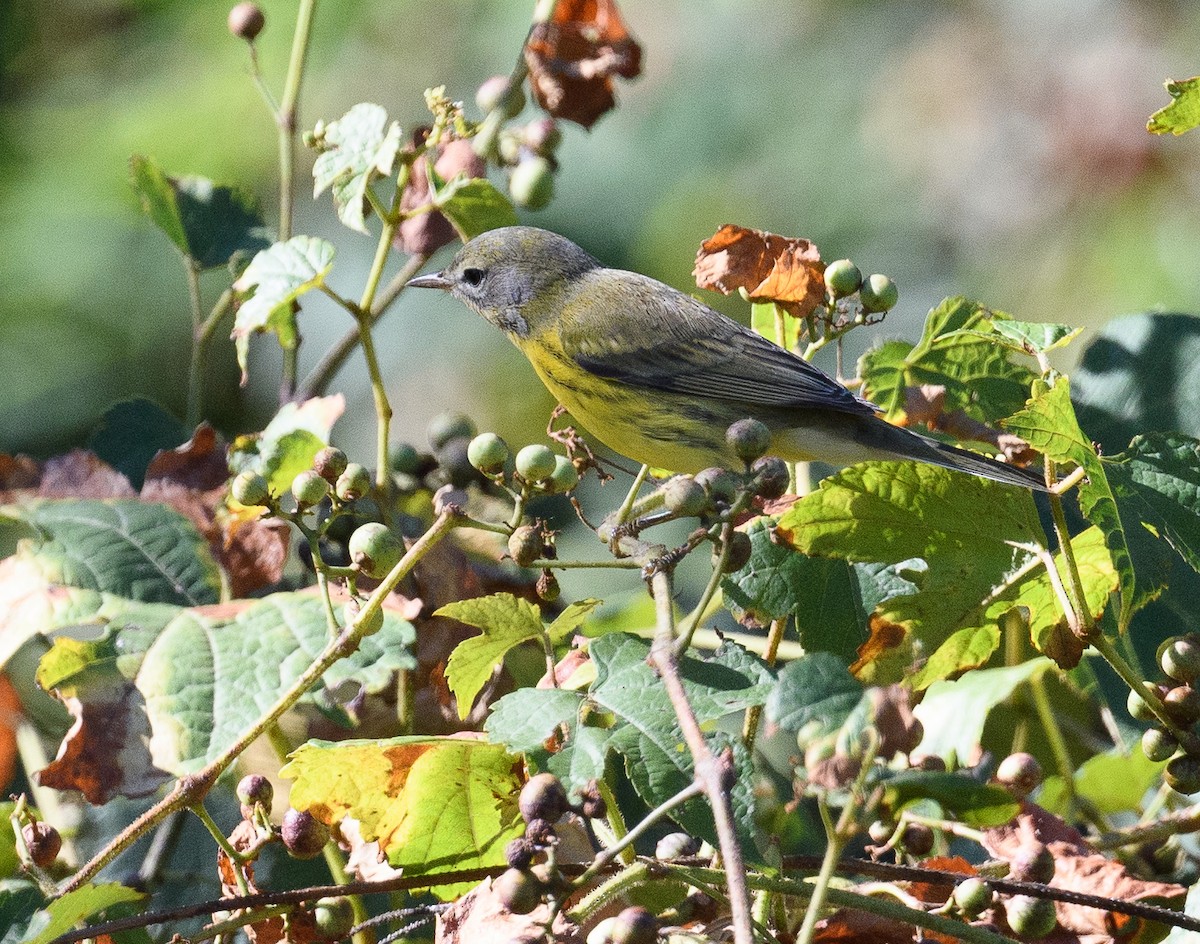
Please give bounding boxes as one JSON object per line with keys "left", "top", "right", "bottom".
{"left": 36, "top": 686, "right": 170, "bottom": 803}
{"left": 868, "top": 684, "right": 923, "bottom": 760}
{"left": 36, "top": 450, "right": 136, "bottom": 499}
{"left": 524, "top": 0, "right": 642, "bottom": 129}
{"left": 434, "top": 874, "right": 583, "bottom": 944}
{"left": 0, "top": 675, "right": 21, "bottom": 789}
{"left": 805, "top": 753, "right": 862, "bottom": 791}
{"left": 396, "top": 137, "right": 487, "bottom": 256}
{"left": 694, "top": 224, "right": 826, "bottom": 319}
{"left": 219, "top": 818, "right": 315, "bottom": 943}
{"left": 909, "top": 855, "right": 977, "bottom": 906}
{"left": 813, "top": 908, "right": 918, "bottom": 943}
{"left": 850, "top": 614, "right": 908, "bottom": 675}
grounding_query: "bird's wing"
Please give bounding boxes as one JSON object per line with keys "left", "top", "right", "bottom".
{"left": 561, "top": 273, "right": 878, "bottom": 416}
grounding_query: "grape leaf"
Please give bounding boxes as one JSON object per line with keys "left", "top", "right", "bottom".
{"left": 35, "top": 593, "right": 415, "bottom": 795}
{"left": 1005, "top": 377, "right": 1172, "bottom": 629}
{"left": 227, "top": 396, "right": 344, "bottom": 498}
{"left": 776, "top": 462, "right": 1046, "bottom": 685}
{"left": 859, "top": 297, "right": 1035, "bottom": 423}
{"left": 86, "top": 399, "right": 189, "bottom": 490}
{"left": 231, "top": 236, "right": 335, "bottom": 380}
{"left": 21, "top": 882, "right": 144, "bottom": 944}
{"left": 312, "top": 103, "right": 403, "bottom": 233}
{"left": 130, "top": 155, "right": 271, "bottom": 269}
{"left": 942, "top": 319, "right": 1083, "bottom": 356}
{"left": 433, "top": 176, "right": 518, "bottom": 241}
{"left": 283, "top": 737, "right": 522, "bottom": 897}
{"left": 437, "top": 593, "right": 600, "bottom": 719}
{"left": 0, "top": 498, "right": 221, "bottom": 607}
{"left": 1147, "top": 76, "right": 1200, "bottom": 136}
{"left": 880, "top": 770, "right": 1018, "bottom": 827}
{"left": 765, "top": 652, "right": 863, "bottom": 736}
{"left": 488, "top": 633, "right": 773, "bottom": 857}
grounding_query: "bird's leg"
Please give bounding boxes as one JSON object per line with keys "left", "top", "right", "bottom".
{"left": 546, "top": 404, "right": 613, "bottom": 482}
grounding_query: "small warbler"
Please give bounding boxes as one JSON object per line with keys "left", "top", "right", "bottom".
{"left": 409, "top": 226, "right": 1045, "bottom": 490}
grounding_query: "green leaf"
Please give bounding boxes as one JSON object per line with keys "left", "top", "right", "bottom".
{"left": 943, "top": 319, "right": 1083, "bottom": 356}
{"left": 487, "top": 633, "right": 773, "bottom": 857}
{"left": 765, "top": 652, "right": 863, "bottom": 735}
{"left": 1039, "top": 748, "right": 1163, "bottom": 819}
{"left": 231, "top": 236, "right": 335, "bottom": 379}
{"left": 86, "top": 399, "right": 188, "bottom": 491}
{"left": 723, "top": 517, "right": 919, "bottom": 661}
{"left": 859, "top": 297, "right": 1036, "bottom": 424}
{"left": 1147, "top": 76, "right": 1200, "bottom": 136}
{"left": 23, "top": 882, "right": 144, "bottom": 944}
{"left": 750, "top": 302, "right": 799, "bottom": 350}
{"left": 433, "top": 176, "right": 518, "bottom": 240}
{"left": 0, "top": 880, "right": 45, "bottom": 944}
{"left": 312, "top": 103, "right": 403, "bottom": 233}
{"left": 130, "top": 155, "right": 271, "bottom": 268}
{"left": 228, "top": 396, "right": 344, "bottom": 498}
{"left": 1071, "top": 313, "right": 1200, "bottom": 454}
{"left": 1005, "top": 377, "right": 1170, "bottom": 628}
{"left": 880, "top": 770, "right": 1019, "bottom": 827}
{"left": 38, "top": 593, "right": 415, "bottom": 785}
{"left": 438, "top": 594, "right": 600, "bottom": 719}
{"left": 0, "top": 499, "right": 221, "bottom": 606}
{"left": 283, "top": 737, "right": 522, "bottom": 897}
{"left": 777, "top": 462, "right": 1045, "bottom": 685}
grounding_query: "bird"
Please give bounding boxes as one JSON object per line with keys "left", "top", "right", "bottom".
{"left": 407, "top": 226, "right": 1046, "bottom": 491}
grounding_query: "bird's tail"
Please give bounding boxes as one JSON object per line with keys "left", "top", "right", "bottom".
{"left": 924, "top": 438, "right": 1049, "bottom": 492}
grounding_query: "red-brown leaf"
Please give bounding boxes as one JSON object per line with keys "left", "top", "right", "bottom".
{"left": 693, "top": 224, "right": 826, "bottom": 319}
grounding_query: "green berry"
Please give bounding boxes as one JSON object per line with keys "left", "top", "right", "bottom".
{"left": 694, "top": 466, "right": 739, "bottom": 504}
{"left": 292, "top": 469, "right": 330, "bottom": 508}
{"left": 467, "top": 433, "right": 510, "bottom": 474}
{"left": 342, "top": 599, "right": 384, "bottom": 636}
{"left": 663, "top": 475, "right": 709, "bottom": 517}
{"left": 1128, "top": 683, "right": 1161, "bottom": 722}
{"left": 1167, "top": 755, "right": 1200, "bottom": 793}
{"left": 493, "top": 867, "right": 542, "bottom": 914}
{"left": 655, "top": 832, "right": 700, "bottom": 860}
{"left": 348, "top": 522, "right": 404, "bottom": 578}
{"left": 313, "top": 897, "right": 355, "bottom": 940}
{"left": 824, "top": 258, "right": 862, "bottom": 299}
{"left": 335, "top": 463, "right": 371, "bottom": 502}
{"left": 510, "top": 156, "right": 555, "bottom": 210}
{"left": 610, "top": 906, "right": 658, "bottom": 944}
{"left": 1142, "top": 727, "right": 1178, "bottom": 763}
{"left": 428, "top": 412, "right": 477, "bottom": 452}
{"left": 22, "top": 822, "right": 61, "bottom": 868}
{"left": 546, "top": 455, "right": 579, "bottom": 493}
{"left": 1004, "top": 895, "right": 1057, "bottom": 939}
{"left": 995, "top": 752, "right": 1043, "bottom": 799}
{"left": 227, "top": 2, "right": 265, "bottom": 41}
{"left": 231, "top": 470, "right": 271, "bottom": 507}
{"left": 312, "top": 446, "right": 348, "bottom": 484}
{"left": 725, "top": 418, "right": 772, "bottom": 463}
{"left": 867, "top": 820, "right": 894, "bottom": 844}
{"left": 953, "top": 877, "right": 992, "bottom": 919}
{"left": 1162, "top": 637, "right": 1200, "bottom": 683}
{"left": 519, "top": 772, "right": 569, "bottom": 824}
{"left": 281, "top": 808, "right": 329, "bottom": 859}
{"left": 507, "top": 525, "right": 544, "bottom": 567}
{"left": 476, "top": 75, "right": 526, "bottom": 118}
{"left": 751, "top": 456, "right": 790, "bottom": 500}
{"left": 859, "top": 274, "right": 898, "bottom": 313}
{"left": 389, "top": 442, "right": 421, "bottom": 475}
{"left": 515, "top": 444, "right": 557, "bottom": 482}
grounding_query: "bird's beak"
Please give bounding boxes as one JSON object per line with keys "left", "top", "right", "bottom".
{"left": 407, "top": 272, "right": 453, "bottom": 290}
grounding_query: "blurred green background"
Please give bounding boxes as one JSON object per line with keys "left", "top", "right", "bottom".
{"left": 2, "top": 0, "right": 1199, "bottom": 464}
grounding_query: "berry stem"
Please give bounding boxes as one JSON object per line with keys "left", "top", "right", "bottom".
{"left": 277, "top": 0, "right": 317, "bottom": 242}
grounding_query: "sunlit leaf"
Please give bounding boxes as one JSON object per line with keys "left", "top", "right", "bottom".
{"left": 312, "top": 103, "right": 403, "bottom": 233}
{"left": 1147, "top": 76, "right": 1200, "bottom": 136}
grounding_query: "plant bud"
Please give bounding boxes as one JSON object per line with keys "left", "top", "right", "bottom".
{"left": 901, "top": 822, "right": 934, "bottom": 856}
{"left": 751, "top": 455, "right": 790, "bottom": 499}
{"left": 953, "top": 877, "right": 992, "bottom": 918}
{"left": 1004, "top": 894, "right": 1057, "bottom": 939}
{"left": 313, "top": 897, "right": 355, "bottom": 940}
{"left": 427, "top": 412, "right": 477, "bottom": 452}
{"left": 335, "top": 463, "right": 371, "bottom": 502}
{"left": 505, "top": 836, "right": 535, "bottom": 870}
{"left": 493, "top": 867, "right": 542, "bottom": 914}
{"left": 467, "top": 432, "right": 510, "bottom": 474}
{"left": 237, "top": 774, "right": 274, "bottom": 814}
{"left": 1165, "top": 685, "right": 1200, "bottom": 726}
{"left": 508, "top": 525, "right": 544, "bottom": 567}
{"left": 663, "top": 475, "right": 708, "bottom": 517}
{"left": 717, "top": 530, "right": 753, "bottom": 572}
{"left": 510, "top": 156, "right": 555, "bottom": 210}
{"left": 1142, "top": 727, "right": 1178, "bottom": 763}
{"left": 1161, "top": 636, "right": 1200, "bottom": 683}
{"left": 231, "top": 470, "right": 271, "bottom": 507}
{"left": 536, "top": 569, "right": 560, "bottom": 602}
{"left": 515, "top": 444, "right": 557, "bottom": 482}
{"left": 524, "top": 117, "right": 562, "bottom": 156}
{"left": 1166, "top": 754, "right": 1200, "bottom": 794}
{"left": 291, "top": 469, "right": 330, "bottom": 509}
{"left": 995, "top": 752, "right": 1043, "bottom": 799}
{"left": 694, "top": 466, "right": 739, "bottom": 504}
{"left": 389, "top": 442, "right": 422, "bottom": 475}
{"left": 519, "top": 772, "right": 569, "bottom": 824}
{"left": 547, "top": 455, "right": 579, "bottom": 493}
{"left": 610, "top": 906, "right": 658, "bottom": 944}
{"left": 655, "top": 832, "right": 700, "bottom": 860}
{"left": 476, "top": 75, "right": 526, "bottom": 118}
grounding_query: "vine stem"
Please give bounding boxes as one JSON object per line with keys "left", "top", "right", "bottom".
{"left": 184, "top": 259, "right": 205, "bottom": 426}
{"left": 742, "top": 615, "right": 787, "bottom": 751}
{"left": 674, "top": 520, "right": 732, "bottom": 655}
{"left": 647, "top": 567, "right": 752, "bottom": 944}
{"left": 276, "top": 0, "right": 316, "bottom": 242}
{"left": 60, "top": 512, "right": 458, "bottom": 893}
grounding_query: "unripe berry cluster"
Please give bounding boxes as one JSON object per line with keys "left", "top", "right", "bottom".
{"left": 1130, "top": 635, "right": 1200, "bottom": 792}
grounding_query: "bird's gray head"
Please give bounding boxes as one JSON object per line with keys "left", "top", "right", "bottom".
{"left": 406, "top": 226, "right": 600, "bottom": 336}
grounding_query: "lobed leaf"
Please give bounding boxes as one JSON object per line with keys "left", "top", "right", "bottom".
{"left": 283, "top": 737, "right": 523, "bottom": 897}
{"left": 312, "top": 103, "right": 403, "bottom": 233}
{"left": 433, "top": 176, "right": 518, "bottom": 241}
{"left": 231, "top": 236, "right": 336, "bottom": 380}
{"left": 1147, "top": 76, "right": 1200, "bottom": 136}
{"left": 227, "top": 395, "right": 344, "bottom": 498}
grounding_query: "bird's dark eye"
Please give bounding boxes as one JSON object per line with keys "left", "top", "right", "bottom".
{"left": 462, "top": 267, "right": 485, "bottom": 287}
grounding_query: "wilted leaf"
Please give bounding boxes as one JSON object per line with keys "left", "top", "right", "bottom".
{"left": 231, "top": 236, "right": 336, "bottom": 381}
{"left": 395, "top": 138, "right": 492, "bottom": 255}
{"left": 130, "top": 154, "right": 270, "bottom": 269}
{"left": 524, "top": 0, "right": 642, "bottom": 129}
{"left": 283, "top": 737, "right": 523, "bottom": 897}
{"left": 1147, "top": 76, "right": 1200, "bottom": 135}
{"left": 693, "top": 224, "right": 825, "bottom": 319}
{"left": 436, "top": 874, "right": 583, "bottom": 943}
{"left": 312, "top": 103, "right": 403, "bottom": 233}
